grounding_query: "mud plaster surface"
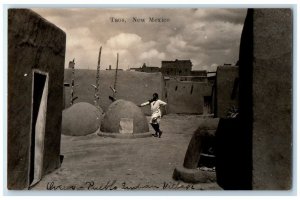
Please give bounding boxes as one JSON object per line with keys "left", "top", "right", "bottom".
{"left": 32, "top": 114, "right": 221, "bottom": 191}
{"left": 100, "top": 99, "right": 149, "bottom": 134}
{"left": 62, "top": 102, "right": 103, "bottom": 136}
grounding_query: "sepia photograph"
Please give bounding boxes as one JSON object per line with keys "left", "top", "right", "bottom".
{"left": 6, "top": 5, "right": 293, "bottom": 192}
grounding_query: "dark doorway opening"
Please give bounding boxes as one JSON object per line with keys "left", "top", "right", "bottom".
{"left": 203, "top": 96, "right": 212, "bottom": 114}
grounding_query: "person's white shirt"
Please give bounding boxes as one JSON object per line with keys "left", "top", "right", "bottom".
{"left": 141, "top": 99, "right": 167, "bottom": 118}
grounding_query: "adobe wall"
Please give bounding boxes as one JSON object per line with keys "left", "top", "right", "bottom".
{"left": 215, "top": 66, "right": 239, "bottom": 118}
{"left": 239, "top": 9, "right": 292, "bottom": 189}
{"left": 166, "top": 79, "right": 212, "bottom": 114}
{"left": 8, "top": 9, "right": 66, "bottom": 189}
{"left": 64, "top": 70, "right": 165, "bottom": 115}
{"left": 251, "top": 9, "right": 292, "bottom": 190}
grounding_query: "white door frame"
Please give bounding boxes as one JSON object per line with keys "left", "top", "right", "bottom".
{"left": 28, "top": 69, "right": 49, "bottom": 187}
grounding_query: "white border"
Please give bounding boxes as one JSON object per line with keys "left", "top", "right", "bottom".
{"left": 1, "top": 0, "right": 299, "bottom": 199}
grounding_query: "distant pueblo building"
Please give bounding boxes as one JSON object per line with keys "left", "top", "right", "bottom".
{"left": 129, "top": 59, "right": 238, "bottom": 116}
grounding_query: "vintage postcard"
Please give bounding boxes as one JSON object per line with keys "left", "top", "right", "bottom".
{"left": 6, "top": 6, "right": 293, "bottom": 192}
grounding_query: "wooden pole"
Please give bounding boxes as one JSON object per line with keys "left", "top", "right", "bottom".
{"left": 112, "top": 53, "right": 119, "bottom": 99}
{"left": 90, "top": 46, "right": 103, "bottom": 108}
{"left": 70, "top": 58, "right": 76, "bottom": 105}
{"left": 93, "top": 46, "right": 102, "bottom": 108}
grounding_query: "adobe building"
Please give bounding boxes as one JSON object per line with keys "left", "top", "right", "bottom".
{"left": 214, "top": 65, "right": 239, "bottom": 118}
{"left": 207, "top": 73, "right": 217, "bottom": 84}
{"left": 216, "top": 8, "right": 292, "bottom": 190}
{"left": 173, "top": 9, "right": 292, "bottom": 190}
{"left": 242, "top": 8, "right": 292, "bottom": 190}
{"left": 176, "top": 70, "right": 208, "bottom": 82}
{"left": 8, "top": 9, "right": 66, "bottom": 189}
{"left": 161, "top": 59, "right": 192, "bottom": 76}
{"left": 172, "top": 64, "right": 238, "bottom": 184}
{"left": 165, "top": 78, "right": 213, "bottom": 114}
{"left": 130, "top": 63, "right": 160, "bottom": 73}
{"left": 64, "top": 69, "right": 165, "bottom": 116}
{"left": 190, "top": 70, "right": 207, "bottom": 77}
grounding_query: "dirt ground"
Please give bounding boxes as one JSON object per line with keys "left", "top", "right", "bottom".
{"left": 32, "top": 114, "right": 221, "bottom": 191}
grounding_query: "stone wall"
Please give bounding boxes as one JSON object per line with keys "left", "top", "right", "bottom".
{"left": 8, "top": 9, "right": 66, "bottom": 189}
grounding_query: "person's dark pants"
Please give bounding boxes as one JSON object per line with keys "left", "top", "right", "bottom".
{"left": 151, "top": 123, "right": 160, "bottom": 133}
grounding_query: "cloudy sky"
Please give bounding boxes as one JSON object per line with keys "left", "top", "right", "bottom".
{"left": 33, "top": 8, "right": 247, "bottom": 71}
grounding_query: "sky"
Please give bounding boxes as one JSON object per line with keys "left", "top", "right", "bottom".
{"left": 33, "top": 8, "right": 247, "bottom": 72}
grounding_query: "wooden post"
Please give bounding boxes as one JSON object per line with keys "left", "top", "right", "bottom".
{"left": 70, "top": 58, "right": 78, "bottom": 105}
{"left": 108, "top": 53, "right": 119, "bottom": 102}
{"left": 113, "top": 53, "right": 119, "bottom": 99}
{"left": 91, "top": 46, "right": 102, "bottom": 108}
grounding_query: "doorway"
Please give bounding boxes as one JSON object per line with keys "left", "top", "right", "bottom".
{"left": 29, "top": 70, "right": 49, "bottom": 187}
{"left": 203, "top": 96, "right": 212, "bottom": 114}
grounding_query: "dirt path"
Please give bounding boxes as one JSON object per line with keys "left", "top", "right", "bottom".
{"left": 33, "top": 114, "right": 221, "bottom": 191}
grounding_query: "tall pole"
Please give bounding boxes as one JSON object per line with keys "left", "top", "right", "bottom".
{"left": 95, "top": 46, "right": 102, "bottom": 107}
{"left": 70, "top": 58, "right": 75, "bottom": 105}
{"left": 90, "top": 46, "right": 102, "bottom": 108}
{"left": 112, "top": 53, "right": 119, "bottom": 99}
